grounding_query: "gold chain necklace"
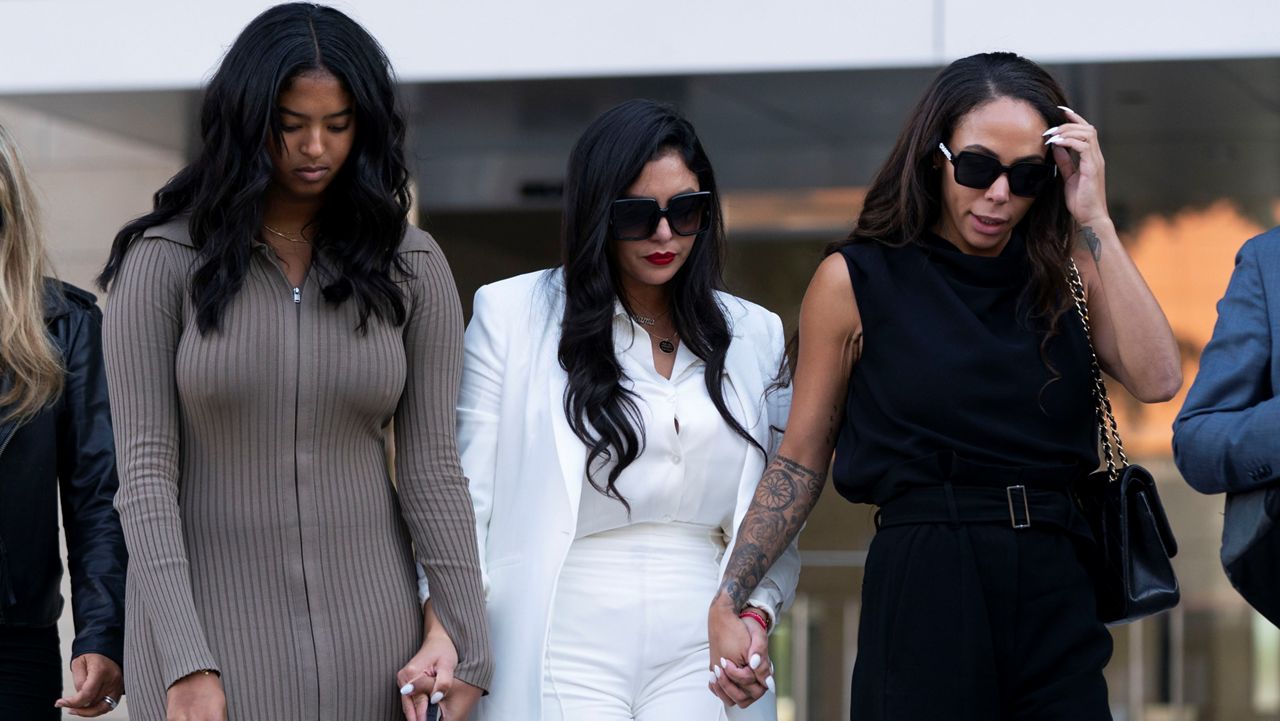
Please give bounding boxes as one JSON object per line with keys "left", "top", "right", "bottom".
{"left": 263, "top": 224, "right": 311, "bottom": 244}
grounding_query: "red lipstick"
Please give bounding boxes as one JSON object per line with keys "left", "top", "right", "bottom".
{"left": 645, "top": 252, "right": 676, "bottom": 266}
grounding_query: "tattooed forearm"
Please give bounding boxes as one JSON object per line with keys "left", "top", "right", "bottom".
{"left": 1080, "top": 225, "right": 1102, "bottom": 262}
{"left": 719, "top": 454, "right": 827, "bottom": 610}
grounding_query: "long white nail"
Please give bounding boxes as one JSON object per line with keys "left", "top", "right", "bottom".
{"left": 1045, "top": 136, "right": 1065, "bottom": 145}
{"left": 708, "top": 670, "right": 718, "bottom": 684}
{"left": 399, "top": 682, "right": 414, "bottom": 696}
{"left": 749, "top": 654, "right": 761, "bottom": 669}
{"left": 765, "top": 675, "right": 776, "bottom": 693}
{"left": 714, "top": 665, "right": 723, "bottom": 679}
{"left": 1042, "top": 126, "right": 1060, "bottom": 137}
{"left": 719, "top": 657, "right": 729, "bottom": 668}
{"left": 430, "top": 691, "right": 445, "bottom": 704}
{"left": 1058, "top": 105, "right": 1075, "bottom": 114}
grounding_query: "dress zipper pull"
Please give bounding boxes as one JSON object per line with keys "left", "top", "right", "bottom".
{"left": 292, "top": 287, "right": 301, "bottom": 304}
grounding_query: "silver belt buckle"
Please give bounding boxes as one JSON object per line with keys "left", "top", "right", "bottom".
{"left": 1006, "top": 485, "right": 1031, "bottom": 529}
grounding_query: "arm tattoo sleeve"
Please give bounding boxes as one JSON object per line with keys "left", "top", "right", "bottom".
{"left": 1080, "top": 225, "right": 1102, "bottom": 262}
{"left": 719, "top": 454, "right": 828, "bottom": 610}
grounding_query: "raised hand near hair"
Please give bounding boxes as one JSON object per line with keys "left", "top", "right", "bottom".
{"left": 1044, "top": 106, "right": 1110, "bottom": 229}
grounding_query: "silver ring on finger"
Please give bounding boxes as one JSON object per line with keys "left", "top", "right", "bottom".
{"left": 103, "top": 695, "right": 118, "bottom": 710}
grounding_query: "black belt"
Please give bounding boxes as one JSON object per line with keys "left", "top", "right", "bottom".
{"left": 875, "top": 483, "right": 1085, "bottom": 536}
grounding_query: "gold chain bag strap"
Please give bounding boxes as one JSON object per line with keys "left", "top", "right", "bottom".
{"left": 1067, "top": 259, "right": 1180, "bottom": 624}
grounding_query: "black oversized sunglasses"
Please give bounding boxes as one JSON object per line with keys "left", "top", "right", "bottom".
{"left": 938, "top": 142, "right": 1057, "bottom": 198}
{"left": 609, "top": 191, "right": 712, "bottom": 241}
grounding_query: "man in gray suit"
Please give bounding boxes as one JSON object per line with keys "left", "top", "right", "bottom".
{"left": 1174, "top": 226, "right": 1280, "bottom": 625}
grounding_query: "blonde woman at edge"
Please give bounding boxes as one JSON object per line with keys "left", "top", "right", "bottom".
{"left": 0, "top": 124, "right": 126, "bottom": 719}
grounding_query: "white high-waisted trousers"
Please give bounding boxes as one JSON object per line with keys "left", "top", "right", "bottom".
{"left": 541, "top": 522, "right": 729, "bottom": 721}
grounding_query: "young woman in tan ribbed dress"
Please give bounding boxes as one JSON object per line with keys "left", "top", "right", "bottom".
{"left": 97, "top": 5, "right": 491, "bottom": 721}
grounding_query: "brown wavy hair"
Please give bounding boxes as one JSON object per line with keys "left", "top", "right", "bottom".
{"left": 0, "top": 124, "right": 63, "bottom": 422}
{"left": 832, "top": 51, "right": 1075, "bottom": 330}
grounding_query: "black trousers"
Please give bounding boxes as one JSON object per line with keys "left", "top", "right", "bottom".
{"left": 0, "top": 625, "right": 61, "bottom": 721}
{"left": 850, "top": 521, "right": 1113, "bottom": 721}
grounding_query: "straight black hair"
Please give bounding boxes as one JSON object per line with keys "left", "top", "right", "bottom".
{"left": 99, "top": 2, "right": 412, "bottom": 333}
{"left": 559, "top": 99, "right": 764, "bottom": 510}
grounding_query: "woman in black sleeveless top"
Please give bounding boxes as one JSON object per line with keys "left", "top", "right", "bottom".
{"left": 705, "top": 53, "right": 1181, "bottom": 720}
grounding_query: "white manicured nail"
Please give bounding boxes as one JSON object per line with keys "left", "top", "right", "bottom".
{"left": 1058, "top": 105, "right": 1075, "bottom": 113}
{"left": 719, "top": 657, "right": 729, "bottom": 668}
{"left": 1046, "top": 136, "right": 1065, "bottom": 145}
{"left": 1042, "top": 126, "right": 1060, "bottom": 136}
{"left": 749, "top": 654, "right": 761, "bottom": 669}
{"left": 714, "top": 665, "right": 723, "bottom": 679}
{"left": 399, "top": 682, "right": 414, "bottom": 696}
{"left": 430, "top": 691, "right": 445, "bottom": 704}
{"left": 765, "top": 675, "right": 776, "bottom": 693}
{"left": 708, "top": 670, "right": 718, "bottom": 684}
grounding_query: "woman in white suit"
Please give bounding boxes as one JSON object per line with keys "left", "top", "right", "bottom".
{"left": 456, "top": 99, "right": 800, "bottom": 721}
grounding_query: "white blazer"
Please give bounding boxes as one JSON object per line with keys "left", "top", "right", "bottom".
{"left": 459, "top": 269, "right": 801, "bottom": 721}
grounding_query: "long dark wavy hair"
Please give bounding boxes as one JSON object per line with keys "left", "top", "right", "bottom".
{"left": 559, "top": 99, "right": 763, "bottom": 510}
{"left": 98, "top": 3, "right": 412, "bottom": 333}
{"left": 835, "top": 51, "right": 1074, "bottom": 332}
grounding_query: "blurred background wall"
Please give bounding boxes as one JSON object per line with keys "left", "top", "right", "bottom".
{"left": 3, "top": 2, "right": 1279, "bottom": 718}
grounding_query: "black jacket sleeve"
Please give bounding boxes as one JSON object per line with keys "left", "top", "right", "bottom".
{"left": 55, "top": 298, "right": 127, "bottom": 665}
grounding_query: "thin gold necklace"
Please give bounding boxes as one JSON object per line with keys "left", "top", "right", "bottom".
{"left": 263, "top": 224, "right": 311, "bottom": 244}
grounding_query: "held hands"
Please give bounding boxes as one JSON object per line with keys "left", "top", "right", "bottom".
{"left": 54, "top": 653, "right": 125, "bottom": 717}
{"left": 397, "top": 602, "right": 482, "bottom": 721}
{"left": 1045, "top": 106, "right": 1110, "bottom": 228}
{"left": 164, "top": 670, "right": 227, "bottom": 721}
{"left": 707, "top": 598, "right": 775, "bottom": 708}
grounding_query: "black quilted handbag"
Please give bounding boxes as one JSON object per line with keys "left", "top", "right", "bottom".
{"left": 1067, "top": 260, "right": 1181, "bottom": 624}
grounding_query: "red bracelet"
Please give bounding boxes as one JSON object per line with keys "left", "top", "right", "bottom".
{"left": 739, "top": 609, "right": 770, "bottom": 632}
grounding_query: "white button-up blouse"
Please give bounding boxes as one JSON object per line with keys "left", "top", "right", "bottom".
{"left": 574, "top": 308, "right": 752, "bottom": 539}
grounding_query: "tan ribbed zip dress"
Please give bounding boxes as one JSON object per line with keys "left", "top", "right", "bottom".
{"left": 103, "top": 218, "right": 492, "bottom": 720}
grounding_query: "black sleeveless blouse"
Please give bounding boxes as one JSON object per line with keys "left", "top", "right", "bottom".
{"left": 831, "top": 231, "right": 1098, "bottom": 506}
